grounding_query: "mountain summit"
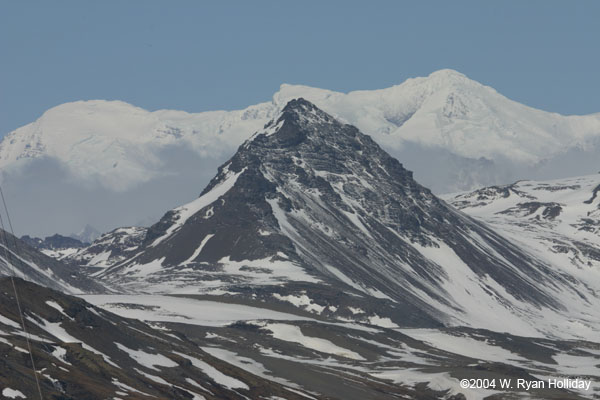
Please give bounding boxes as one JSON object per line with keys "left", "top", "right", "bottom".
{"left": 98, "top": 99, "right": 600, "bottom": 339}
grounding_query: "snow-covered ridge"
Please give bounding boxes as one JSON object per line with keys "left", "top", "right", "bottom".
{"left": 3, "top": 69, "right": 600, "bottom": 192}
{"left": 445, "top": 173, "right": 600, "bottom": 262}
{"left": 444, "top": 173, "right": 600, "bottom": 331}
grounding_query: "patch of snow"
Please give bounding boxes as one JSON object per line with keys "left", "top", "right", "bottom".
{"left": 367, "top": 315, "right": 398, "bottom": 328}
{"left": 181, "top": 234, "right": 214, "bottom": 265}
{"left": 259, "top": 322, "right": 365, "bottom": 360}
{"left": 51, "top": 346, "right": 72, "bottom": 365}
{"left": 201, "top": 346, "right": 296, "bottom": 388}
{"left": 115, "top": 342, "right": 177, "bottom": 371}
{"left": 80, "top": 294, "right": 312, "bottom": 327}
{"left": 0, "top": 313, "right": 21, "bottom": 329}
{"left": 133, "top": 367, "right": 170, "bottom": 385}
{"left": 173, "top": 351, "right": 249, "bottom": 390}
{"left": 111, "top": 378, "right": 152, "bottom": 396}
{"left": 272, "top": 293, "right": 325, "bottom": 314}
{"left": 398, "top": 329, "right": 526, "bottom": 363}
{"left": 45, "top": 300, "right": 73, "bottom": 320}
{"left": 0, "top": 337, "right": 28, "bottom": 353}
{"left": 1, "top": 388, "right": 26, "bottom": 399}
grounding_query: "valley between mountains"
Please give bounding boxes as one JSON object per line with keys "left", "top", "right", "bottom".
{"left": 1, "top": 99, "right": 599, "bottom": 400}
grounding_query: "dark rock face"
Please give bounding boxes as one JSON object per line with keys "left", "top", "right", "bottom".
{"left": 584, "top": 183, "right": 600, "bottom": 204}
{"left": 498, "top": 201, "right": 563, "bottom": 219}
{"left": 100, "top": 99, "right": 571, "bottom": 327}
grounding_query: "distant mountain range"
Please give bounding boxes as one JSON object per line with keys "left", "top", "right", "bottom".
{"left": 2, "top": 69, "right": 600, "bottom": 237}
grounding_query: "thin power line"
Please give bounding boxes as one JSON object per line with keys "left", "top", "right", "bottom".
{"left": 0, "top": 185, "right": 43, "bottom": 400}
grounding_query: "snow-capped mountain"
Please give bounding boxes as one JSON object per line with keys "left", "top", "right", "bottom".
{"left": 65, "top": 226, "right": 147, "bottom": 272}
{"left": 444, "top": 174, "right": 600, "bottom": 291}
{"left": 93, "top": 99, "right": 600, "bottom": 342}
{"left": 3, "top": 69, "right": 600, "bottom": 237}
{"left": 4, "top": 69, "right": 600, "bottom": 183}
{"left": 22, "top": 227, "right": 147, "bottom": 272}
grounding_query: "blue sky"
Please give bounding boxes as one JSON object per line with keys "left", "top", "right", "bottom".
{"left": 1, "top": 1, "right": 599, "bottom": 137}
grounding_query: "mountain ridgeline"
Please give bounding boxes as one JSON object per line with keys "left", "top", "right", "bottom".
{"left": 5, "top": 69, "right": 600, "bottom": 238}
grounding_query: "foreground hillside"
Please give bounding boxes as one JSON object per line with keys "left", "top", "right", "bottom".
{"left": 2, "top": 277, "right": 598, "bottom": 399}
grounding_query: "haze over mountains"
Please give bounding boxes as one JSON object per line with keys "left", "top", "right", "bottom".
{"left": 2, "top": 69, "right": 600, "bottom": 237}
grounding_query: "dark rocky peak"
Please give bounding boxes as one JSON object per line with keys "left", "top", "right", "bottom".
{"left": 226, "top": 98, "right": 419, "bottom": 190}
{"left": 140, "top": 98, "right": 436, "bottom": 263}
{"left": 112, "top": 98, "right": 563, "bottom": 320}
{"left": 269, "top": 98, "right": 340, "bottom": 146}
{"left": 196, "top": 97, "right": 418, "bottom": 202}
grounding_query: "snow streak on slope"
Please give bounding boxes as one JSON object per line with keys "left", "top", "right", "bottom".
{"left": 151, "top": 166, "right": 247, "bottom": 246}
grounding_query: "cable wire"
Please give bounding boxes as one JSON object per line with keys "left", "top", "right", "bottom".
{"left": 0, "top": 185, "right": 43, "bottom": 400}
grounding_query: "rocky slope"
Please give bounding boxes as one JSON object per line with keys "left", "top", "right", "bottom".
{"left": 0, "top": 229, "right": 105, "bottom": 294}
{"left": 0, "top": 277, "right": 323, "bottom": 400}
